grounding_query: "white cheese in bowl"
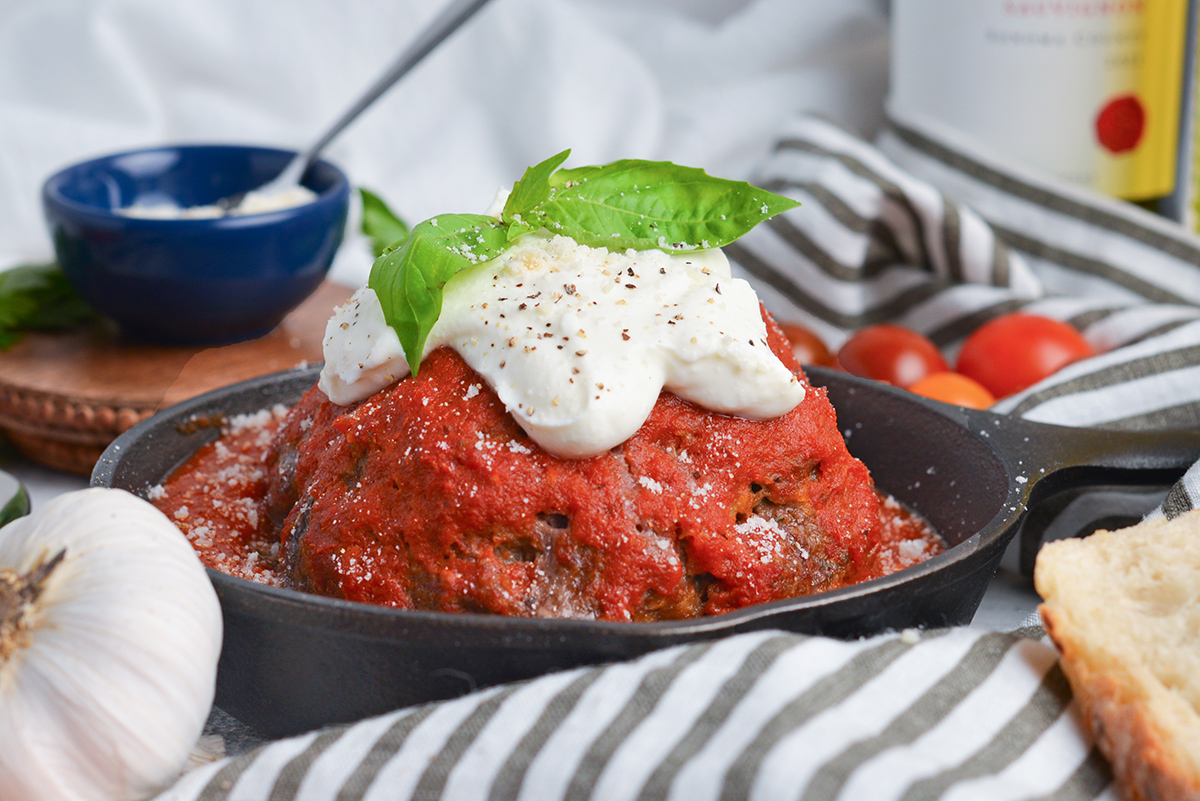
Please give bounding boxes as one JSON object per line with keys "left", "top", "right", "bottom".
{"left": 118, "top": 185, "right": 317, "bottom": 219}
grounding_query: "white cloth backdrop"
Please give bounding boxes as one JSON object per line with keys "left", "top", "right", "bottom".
{"left": 0, "top": 0, "right": 890, "bottom": 286}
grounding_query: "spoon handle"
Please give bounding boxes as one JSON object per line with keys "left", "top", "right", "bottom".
{"left": 272, "top": 0, "right": 494, "bottom": 190}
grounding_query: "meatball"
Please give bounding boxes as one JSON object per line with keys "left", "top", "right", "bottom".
{"left": 264, "top": 316, "right": 885, "bottom": 621}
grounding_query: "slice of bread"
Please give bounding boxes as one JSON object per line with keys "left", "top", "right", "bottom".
{"left": 1035, "top": 509, "right": 1200, "bottom": 801}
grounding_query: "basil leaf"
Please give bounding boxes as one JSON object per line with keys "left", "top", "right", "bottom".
{"left": 534, "top": 159, "right": 800, "bottom": 251}
{"left": 360, "top": 188, "right": 410, "bottom": 257}
{"left": 502, "top": 149, "right": 571, "bottom": 223}
{"left": 367, "top": 214, "right": 508, "bottom": 374}
{"left": 0, "top": 263, "right": 96, "bottom": 349}
{"left": 0, "top": 468, "right": 30, "bottom": 528}
{"left": 366, "top": 153, "right": 801, "bottom": 375}
{"left": 504, "top": 219, "right": 536, "bottom": 244}
{"left": 502, "top": 149, "right": 571, "bottom": 243}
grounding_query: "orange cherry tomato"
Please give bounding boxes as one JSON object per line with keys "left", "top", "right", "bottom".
{"left": 956, "top": 313, "right": 1094, "bottom": 399}
{"left": 778, "top": 322, "right": 836, "bottom": 367}
{"left": 837, "top": 324, "right": 948, "bottom": 388}
{"left": 908, "top": 371, "right": 996, "bottom": 409}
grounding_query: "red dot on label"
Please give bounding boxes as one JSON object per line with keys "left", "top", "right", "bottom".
{"left": 1095, "top": 94, "right": 1146, "bottom": 154}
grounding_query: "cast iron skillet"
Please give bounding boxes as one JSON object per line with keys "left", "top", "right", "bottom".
{"left": 92, "top": 365, "right": 1200, "bottom": 738}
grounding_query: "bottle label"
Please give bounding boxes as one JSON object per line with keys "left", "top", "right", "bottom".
{"left": 890, "top": 0, "right": 1189, "bottom": 200}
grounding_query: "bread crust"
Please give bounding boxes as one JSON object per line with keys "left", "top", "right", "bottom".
{"left": 1042, "top": 605, "right": 1200, "bottom": 801}
{"left": 1036, "top": 511, "right": 1200, "bottom": 801}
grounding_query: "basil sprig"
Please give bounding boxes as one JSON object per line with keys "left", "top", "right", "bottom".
{"left": 0, "top": 263, "right": 96, "bottom": 349}
{"left": 368, "top": 149, "right": 800, "bottom": 374}
{"left": 359, "top": 188, "right": 410, "bottom": 258}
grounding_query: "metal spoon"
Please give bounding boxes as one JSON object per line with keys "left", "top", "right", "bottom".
{"left": 221, "top": 0, "right": 494, "bottom": 212}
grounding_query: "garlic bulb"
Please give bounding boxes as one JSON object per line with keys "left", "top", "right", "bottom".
{"left": 0, "top": 488, "right": 222, "bottom": 801}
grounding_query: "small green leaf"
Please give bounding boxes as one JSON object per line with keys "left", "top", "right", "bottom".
{"left": 360, "top": 188, "right": 410, "bottom": 257}
{"left": 0, "top": 263, "right": 96, "bottom": 349}
{"left": 367, "top": 214, "right": 509, "bottom": 373}
{"left": 0, "top": 469, "right": 30, "bottom": 528}
{"left": 504, "top": 217, "right": 536, "bottom": 243}
{"left": 502, "top": 149, "right": 572, "bottom": 224}
{"left": 534, "top": 159, "right": 800, "bottom": 251}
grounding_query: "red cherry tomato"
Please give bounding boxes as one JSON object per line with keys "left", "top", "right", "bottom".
{"left": 837, "top": 324, "right": 948, "bottom": 388}
{"left": 908, "top": 372, "right": 996, "bottom": 409}
{"left": 956, "top": 313, "right": 1095, "bottom": 399}
{"left": 777, "top": 323, "right": 836, "bottom": 367}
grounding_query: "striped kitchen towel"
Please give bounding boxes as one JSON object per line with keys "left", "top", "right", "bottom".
{"left": 728, "top": 112, "right": 1200, "bottom": 536}
{"left": 158, "top": 626, "right": 1114, "bottom": 801}
{"left": 156, "top": 112, "right": 1200, "bottom": 800}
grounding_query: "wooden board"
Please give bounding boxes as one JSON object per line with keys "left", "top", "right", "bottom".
{"left": 0, "top": 281, "right": 351, "bottom": 476}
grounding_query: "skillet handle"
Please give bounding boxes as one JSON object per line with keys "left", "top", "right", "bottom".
{"left": 1004, "top": 417, "right": 1200, "bottom": 575}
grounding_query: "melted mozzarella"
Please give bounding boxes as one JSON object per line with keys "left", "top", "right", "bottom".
{"left": 319, "top": 234, "right": 803, "bottom": 458}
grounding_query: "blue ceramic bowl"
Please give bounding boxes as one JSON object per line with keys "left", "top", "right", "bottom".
{"left": 42, "top": 144, "right": 350, "bottom": 345}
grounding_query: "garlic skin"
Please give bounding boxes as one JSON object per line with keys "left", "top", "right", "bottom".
{"left": 0, "top": 488, "right": 222, "bottom": 801}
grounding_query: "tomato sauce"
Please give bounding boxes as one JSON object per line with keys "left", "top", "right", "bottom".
{"left": 150, "top": 407, "right": 288, "bottom": 586}
{"left": 152, "top": 329, "right": 944, "bottom": 621}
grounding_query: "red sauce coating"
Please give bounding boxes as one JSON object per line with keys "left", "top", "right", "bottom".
{"left": 153, "top": 314, "right": 942, "bottom": 620}
{"left": 150, "top": 407, "right": 289, "bottom": 586}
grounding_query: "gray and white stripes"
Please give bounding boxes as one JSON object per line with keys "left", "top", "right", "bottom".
{"left": 157, "top": 629, "right": 1111, "bottom": 801}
